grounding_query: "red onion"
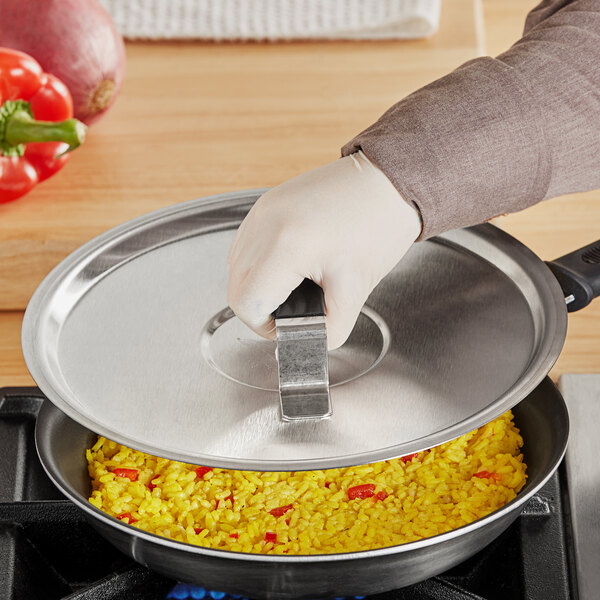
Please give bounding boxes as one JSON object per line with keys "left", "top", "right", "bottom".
{"left": 0, "top": 0, "right": 125, "bottom": 125}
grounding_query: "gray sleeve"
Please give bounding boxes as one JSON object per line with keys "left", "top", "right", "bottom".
{"left": 342, "top": 0, "right": 600, "bottom": 240}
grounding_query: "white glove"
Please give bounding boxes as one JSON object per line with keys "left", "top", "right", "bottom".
{"left": 227, "top": 151, "right": 422, "bottom": 350}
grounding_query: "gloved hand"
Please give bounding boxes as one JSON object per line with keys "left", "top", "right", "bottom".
{"left": 227, "top": 151, "right": 422, "bottom": 349}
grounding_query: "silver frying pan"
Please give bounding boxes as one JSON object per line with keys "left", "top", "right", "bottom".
{"left": 26, "top": 190, "right": 600, "bottom": 596}
{"left": 35, "top": 378, "right": 567, "bottom": 598}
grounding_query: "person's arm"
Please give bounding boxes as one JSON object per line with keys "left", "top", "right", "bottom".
{"left": 342, "top": 0, "right": 600, "bottom": 239}
{"left": 228, "top": 0, "right": 600, "bottom": 349}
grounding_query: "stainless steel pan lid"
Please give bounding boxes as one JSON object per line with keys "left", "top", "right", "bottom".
{"left": 22, "top": 189, "right": 568, "bottom": 471}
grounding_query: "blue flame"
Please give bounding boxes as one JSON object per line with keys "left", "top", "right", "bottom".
{"left": 166, "top": 585, "right": 365, "bottom": 600}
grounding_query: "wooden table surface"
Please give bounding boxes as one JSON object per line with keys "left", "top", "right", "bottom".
{"left": 1, "top": 0, "right": 599, "bottom": 388}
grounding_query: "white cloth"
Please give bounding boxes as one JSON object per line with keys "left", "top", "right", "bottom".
{"left": 99, "top": 0, "right": 441, "bottom": 41}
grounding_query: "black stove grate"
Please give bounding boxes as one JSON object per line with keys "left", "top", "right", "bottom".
{"left": 0, "top": 388, "right": 576, "bottom": 600}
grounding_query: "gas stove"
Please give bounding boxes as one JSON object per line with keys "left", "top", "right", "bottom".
{"left": 0, "top": 380, "right": 594, "bottom": 600}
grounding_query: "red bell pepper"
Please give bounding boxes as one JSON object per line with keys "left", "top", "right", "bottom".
{"left": 0, "top": 47, "right": 86, "bottom": 203}
{"left": 347, "top": 484, "right": 376, "bottom": 500}
{"left": 112, "top": 468, "right": 139, "bottom": 481}
{"left": 117, "top": 512, "right": 137, "bottom": 524}
{"left": 473, "top": 470, "right": 502, "bottom": 482}
{"left": 401, "top": 453, "right": 419, "bottom": 463}
{"left": 264, "top": 532, "right": 277, "bottom": 543}
{"left": 269, "top": 504, "right": 294, "bottom": 518}
{"left": 215, "top": 493, "right": 234, "bottom": 509}
{"left": 195, "top": 466, "right": 213, "bottom": 479}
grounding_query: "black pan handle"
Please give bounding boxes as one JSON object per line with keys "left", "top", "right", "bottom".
{"left": 546, "top": 240, "right": 600, "bottom": 312}
{"left": 273, "top": 279, "right": 326, "bottom": 319}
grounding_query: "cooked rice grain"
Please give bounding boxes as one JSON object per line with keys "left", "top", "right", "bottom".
{"left": 87, "top": 410, "right": 526, "bottom": 554}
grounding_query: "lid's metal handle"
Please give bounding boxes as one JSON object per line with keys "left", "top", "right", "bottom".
{"left": 273, "top": 279, "right": 332, "bottom": 422}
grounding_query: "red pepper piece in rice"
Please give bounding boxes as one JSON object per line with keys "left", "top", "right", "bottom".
{"left": 269, "top": 504, "right": 293, "bottom": 518}
{"left": 195, "top": 466, "right": 213, "bottom": 479}
{"left": 216, "top": 493, "right": 234, "bottom": 509}
{"left": 348, "top": 484, "right": 376, "bottom": 500}
{"left": 265, "top": 532, "right": 277, "bottom": 543}
{"left": 473, "top": 470, "right": 502, "bottom": 482}
{"left": 117, "top": 512, "right": 137, "bottom": 524}
{"left": 112, "top": 468, "right": 138, "bottom": 481}
{"left": 401, "top": 453, "right": 419, "bottom": 463}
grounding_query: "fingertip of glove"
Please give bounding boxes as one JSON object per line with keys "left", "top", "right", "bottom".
{"left": 322, "top": 289, "right": 369, "bottom": 351}
{"left": 325, "top": 313, "right": 356, "bottom": 351}
{"left": 326, "top": 335, "right": 347, "bottom": 352}
{"left": 238, "top": 313, "right": 277, "bottom": 343}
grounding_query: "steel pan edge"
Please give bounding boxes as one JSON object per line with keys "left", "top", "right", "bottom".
{"left": 85, "top": 503, "right": 523, "bottom": 597}
{"left": 34, "top": 378, "right": 568, "bottom": 599}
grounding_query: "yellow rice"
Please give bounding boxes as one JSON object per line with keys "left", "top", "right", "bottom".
{"left": 86, "top": 410, "right": 526, "bottom": 555}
